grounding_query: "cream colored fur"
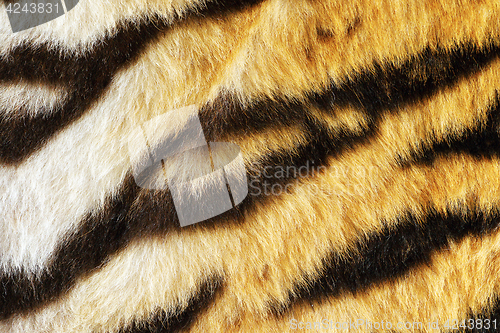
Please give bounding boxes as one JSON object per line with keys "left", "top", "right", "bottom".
{"left": 0, "top": 0, "right": 499, "bottom": 332}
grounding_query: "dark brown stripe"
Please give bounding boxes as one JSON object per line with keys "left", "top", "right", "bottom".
{"left": 0, "top": 0, "right": 265, "bottom": 83}
{"left": 0, "top": 114, "right": 334, "bottom": 319}
{"left": 1, "top": 40, "right": 500, "bottom": 319}
{"left": 400, "top": 94, "right": 500, "bottom": 166}
{"left": 200, "top": 43, "right": 500, "bottom": 142}
{"left": 271, "top": 206, "right": 500, "bottom": 316}
{"left": 0, "top": 174, "right": 143, "bottom": 319}
{"left": 114, "top": 276, "right": 222, "bottom": 333}
{"left": 0, "top": 0, "right": 265, "bottom": 164}
{"left": 462, "top": 298, "right": 500, "bottom": 333}
{"left": 0, "top": 14, "right": 166, "bottom": 164}
{"left": 2, "top": 89, "right": 498, "bottom": 320}
{"left": 0, "top": 173, "right": 223, "bottom": 319}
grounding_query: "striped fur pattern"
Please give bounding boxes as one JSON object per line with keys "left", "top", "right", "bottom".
{"left": 1, "top": 0, "right": 500, "bottom": 332}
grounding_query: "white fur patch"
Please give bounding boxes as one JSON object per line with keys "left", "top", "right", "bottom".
{"left": 0, "top": 0, "right": 207, "bottom": 53}
{"left": 0, "top": 81, "right": 67, "bottom": 118}
{"left": 0, "top": 32, "right": 211, "bottom": 272}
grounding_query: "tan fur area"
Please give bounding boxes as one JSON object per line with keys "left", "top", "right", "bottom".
{"left": 214, "top": 0, "right": 500, "bottom": 101}
{"left": 1, "top": 0, "right": 500, "bottom": 332}
{"left": 192, "top": 229, "right": 500, "bottom": 333}
{"left": 6, "top": 155, "right": 500, "bottom": 332}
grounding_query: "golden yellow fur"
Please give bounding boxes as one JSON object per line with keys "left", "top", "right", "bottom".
{"left": 1, "top": 0, "right": 500, "bottom": 332}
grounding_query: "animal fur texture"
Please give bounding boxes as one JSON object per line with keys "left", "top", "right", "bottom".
{"left": 1, "top": 0, "right": 500, "bottom": 332}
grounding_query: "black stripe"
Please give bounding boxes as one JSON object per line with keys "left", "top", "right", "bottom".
{"left": 0, "top": 15, "right": 166, "bottom": 164}
{"left": 1, "top": 39, "right": 498, "bottom": 165}
{"left": 0, "top": 37, "right": 497, "bottom": 165}
{"left": 0, "top": 175, "right": 143, "bottom": 319}
{"left": 1, "top": 94, "right": 494, "bottom": 319}
{"left": 197, "top": 42, "right": 500, "bottom": 211}
{"left": 2, "top": 58, "right": 499, "bottom": 318}
{"left": 200, "top": 43, "right": 500, "bottom": 142}
{"left": 325, "top": 44, "right": 500, "bottom": 114}
{"left": 1, "top": 41, "right": 499, "bottom": 318}
{"left": 271, "top": 207, "right": 500, "bottom": 315}
{"left": 114, "top": 277, "right": 222, "bottom": 333}
{"left": 462, "top": 298, "right": 500, "bottom": 333}
{"left": 0, "top": 0, "right": 264, "bottom": 164}
{"left": 0, "top": 118, "right": 335, "bottom": 319}
{"left": 196, "top": 43, "right": 500, "bottom": 216}
{"left": 0, "top": 173, "right": 216, "bottom": 319}
{"left": 0, "top": 0, "right": 264, "bottom": 83}
{"left": 400, "top": 94, "right": 500, "bottom": 166}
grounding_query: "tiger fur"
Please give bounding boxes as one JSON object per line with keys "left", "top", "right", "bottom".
{"left": 1, "top": 0, "right": 500, "bottom": 332}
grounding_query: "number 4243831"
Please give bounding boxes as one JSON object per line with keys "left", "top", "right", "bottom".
{"left": 5, "top": 3, "right": 59, "bottom": 14}
{"left": 443, "top": 319, "right": 497, "bottom": 330}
